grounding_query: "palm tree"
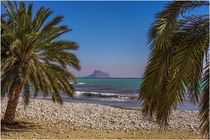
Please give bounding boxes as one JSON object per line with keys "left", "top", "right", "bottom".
{"left": 139, "top": 1, "right": 209, "bottom": 135}
{"left": 1, "top": 1, "right": 80, "bottom": 123}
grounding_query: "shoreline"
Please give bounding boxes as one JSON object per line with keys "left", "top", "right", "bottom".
{"left": 31, "top": 95, "right": 199, "bottom": 111}
{"left": 1, "top": 98, "right": 206, "bottom": 139}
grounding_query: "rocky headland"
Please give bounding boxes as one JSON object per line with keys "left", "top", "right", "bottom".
{"left": 85, "top": 70, "right": 110, "bottom": 78}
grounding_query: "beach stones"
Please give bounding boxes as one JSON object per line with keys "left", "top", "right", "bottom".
{"left": 1, "top": 97, "right": 200, "bottom": 132}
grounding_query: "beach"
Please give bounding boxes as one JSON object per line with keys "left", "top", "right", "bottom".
{"left": 1, "top": 98, "right": 206, "bottom": 139}
{"left": 2, "top": 0, "right": 209, "bottom": 138}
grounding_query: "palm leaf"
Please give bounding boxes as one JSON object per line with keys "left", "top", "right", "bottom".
{"left": 1, "top": 1, "right": 80, "bottom": 108}
{"left": 140, "top": 1, "right": 209, "bottom": 132}
{"left": 199, "top": 63, "right": 209, "bottom": 135}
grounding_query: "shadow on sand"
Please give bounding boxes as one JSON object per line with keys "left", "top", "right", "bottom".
{"left": 1, "top": 120, "right": 40, "bottom": 135}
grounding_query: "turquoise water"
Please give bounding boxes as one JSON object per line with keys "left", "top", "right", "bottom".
{"left": 32, "top": 78, "right": 198, "bottom": 110}
{"left": 77, "top": 78, "right": 142, "bottom": 89}
{"left": 68, "top": 78, "right": 198, "bottom": 110}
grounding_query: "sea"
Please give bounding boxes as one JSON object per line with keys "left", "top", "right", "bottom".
{"left": 35, "top": 78, "right": 198, "bottom": 110}
{"left": 66, "top": 78, "right": 198, "bottom": 110}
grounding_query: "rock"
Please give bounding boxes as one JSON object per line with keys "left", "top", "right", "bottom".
{"left": 85, "top": 70, "right": 111, "bottom": 78}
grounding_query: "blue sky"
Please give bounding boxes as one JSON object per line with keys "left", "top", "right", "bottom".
{"left": 1, "top": 1, "right": 208, "bottom": 77}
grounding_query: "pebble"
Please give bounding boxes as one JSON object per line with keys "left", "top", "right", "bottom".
{"left": 1, "top": 98, "right": 200, "bottom": 132}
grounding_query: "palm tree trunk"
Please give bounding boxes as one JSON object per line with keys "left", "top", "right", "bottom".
{"left": 3, "top": 82, "right": 24, "bottom": 123}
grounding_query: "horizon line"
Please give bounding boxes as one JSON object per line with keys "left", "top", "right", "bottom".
{"left": 78, "top": 77, "right": 143, "bottom": 78}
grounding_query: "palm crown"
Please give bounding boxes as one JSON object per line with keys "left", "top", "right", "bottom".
{"left": 139, "top": 1, "right": 209, "bottom": 135}
{"left": 1, "top": 1, "right": 80, "bottom": 122}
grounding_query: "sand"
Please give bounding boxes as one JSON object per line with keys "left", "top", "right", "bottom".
{"left": 1, "top": 98, "right": 207, "bottom": 139}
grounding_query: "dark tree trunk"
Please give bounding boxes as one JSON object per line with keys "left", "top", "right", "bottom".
{"left": 3, "top": 82, "right": 24, "bottom": 123}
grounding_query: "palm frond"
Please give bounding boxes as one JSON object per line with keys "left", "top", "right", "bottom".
{"left": 140, "top": 1, "right": 209, "bottom": 130}
{"left": 27, "top": 2, "right": 33, "bottom": 17}
{"left": 1, "top": 1, "right": 80, "bottom": 107}
{"left": 148, "top": 1, "right": 208, "bottom": 50}
{"left": 41, "top": 16, "right": 64, "bottom": 32}
{"left": 199, "top": 63, "right": 209, "bottom": 135}
{"left": 32, "top": 6, "right": 52, "bottom": 31}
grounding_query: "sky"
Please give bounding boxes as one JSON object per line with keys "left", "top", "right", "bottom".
{"left": 1, "top": 1, "right": 208, "bottom": 77}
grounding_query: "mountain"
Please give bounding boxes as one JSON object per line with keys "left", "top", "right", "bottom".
{"left": 86, "top": 70, "right": 111, "bottom": 78}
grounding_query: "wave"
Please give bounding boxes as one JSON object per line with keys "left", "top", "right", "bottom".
{"left": 70, "top": 82, "right": 86, "bottom": 85}
{"left": 74, "top": 91, "right": 138, "bottom": 100}
{"left": 77, "top": 82, "right": 85, "bottom": 85}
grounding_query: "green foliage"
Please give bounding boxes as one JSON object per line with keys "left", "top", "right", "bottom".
{"left": 139, "top": 1, "right": 209, "bottom": 135}
{"left": 199, "top": 63, "right": 209, "bottom": 135}
{"left": 1, "top": 1, "right": 80, "bottom": 106}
